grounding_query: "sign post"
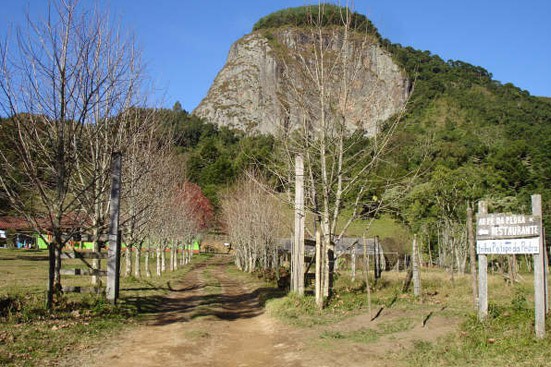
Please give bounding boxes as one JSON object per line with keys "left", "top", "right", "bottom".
{"left": 532, "top": 194, "right": 545, "bottom": 338}
{"left": 475, "top": 195, "right": 545, "bottom": 338}
{"left": 477, "top": 201, "right": 488, "bottom": 321}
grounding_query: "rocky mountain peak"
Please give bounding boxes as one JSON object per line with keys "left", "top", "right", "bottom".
{"left": 194, "top": 10, "right": 410, "bottom": 136}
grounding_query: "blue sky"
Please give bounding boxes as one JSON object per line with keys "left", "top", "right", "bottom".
{"left": 1, "top": 1, "right": 550, "bottom": 111}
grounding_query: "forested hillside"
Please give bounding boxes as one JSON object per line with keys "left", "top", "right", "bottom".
{"left": 383, "top": 42, "right": 551, "bottom": 242}
{"left": 173, "top": 6, "right": 551, "bottom": 251}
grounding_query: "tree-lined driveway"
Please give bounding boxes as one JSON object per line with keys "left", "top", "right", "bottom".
{"left": 79, "top": 256, "right": 457, "bottom": 367}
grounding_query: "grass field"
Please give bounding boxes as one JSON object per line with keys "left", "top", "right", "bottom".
{"left": 266, "top": 266, "right": 551, "bottom": 366}
{"left": 0, "top": 248, "right": 210, "bottom": 366}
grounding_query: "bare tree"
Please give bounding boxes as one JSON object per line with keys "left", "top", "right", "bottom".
{"left": 74, "top": 45, "right": 146, "bottom": 285}
{"left": 222, "top": 173, "right": 284, "bottom": 274}
{"left": 0, "top": 0, "right": 146, "bottom": 307}
{"left": 143, "top": 151, "right": 212, "bottom": 276}
{"left": 270, "top": 4, "right": 410, "bottom": 307}
{"left": 119, "top": 109, "right": 173, "bottom": 278}
{"left": 145, "top": 153, "right": 181, "bottom": 276}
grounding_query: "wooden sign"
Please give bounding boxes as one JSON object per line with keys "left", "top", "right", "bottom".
{"left": 476, "top": 213, "right": 542, "bottom": 255}
{"left": 476, "top": 213, "right": 541, "bottom": 240}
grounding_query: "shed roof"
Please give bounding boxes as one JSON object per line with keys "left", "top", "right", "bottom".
{"left": 0, "top": 216, "right": 31, "bottom": 230}
{"left": 0, "top": 213, "right": 89, "bottom": 232}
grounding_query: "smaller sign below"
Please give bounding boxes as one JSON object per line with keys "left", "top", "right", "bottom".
{"left": 477, "top": 238, "right": 540, "bottom": 255}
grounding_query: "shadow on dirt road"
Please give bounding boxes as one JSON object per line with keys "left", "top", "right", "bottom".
{"left": 123, "top": 256, "right": 285, "bottom": 326}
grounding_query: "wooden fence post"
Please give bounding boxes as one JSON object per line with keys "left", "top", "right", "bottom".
{"left": 292, "top": 155, "right": 305, "bottom": 295}
{"left": 544, "top": 227, "right": 549, "bottom": 314}
{"left": 107, "top": 152, "right": 122, "bottom": 304}
{"left": 363, "top": 237, "right": 372, "bottom": 318}
{"left": 351, "top": 242, "right": 356, "bottom": 281}
{"left": 467, "top": 205, "right": 477, "bottom": 309}
{"left": 532, "top": 194, "right": 545, "bottom": 338}
{"left": 374, "top": 236, "right": 381, "bottom": 282}
{"left": 477, "top": 200, "right": 488, "bottom": 321}
{"left": 412, "top": 234, "right": 421, "bottom": 297}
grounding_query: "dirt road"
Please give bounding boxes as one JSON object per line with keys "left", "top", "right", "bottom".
{"left": 81, "top": 256, "right": 457, "bottom": 367}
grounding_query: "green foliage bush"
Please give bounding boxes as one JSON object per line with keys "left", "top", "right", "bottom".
{"left": 253, "top": 4, "right": 381, "bottom": 41}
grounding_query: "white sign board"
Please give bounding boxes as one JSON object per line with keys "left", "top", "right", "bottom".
{"left": 0, "top": 230, "right": 5, "bottom": 239}
{"left": 476, "top": 212, "right": 542, "bottom": 254}
{"left": 477, "top": 238, "right": 540, "bottom": 255}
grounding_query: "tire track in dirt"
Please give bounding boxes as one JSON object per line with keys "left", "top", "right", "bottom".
{"left": 82, "top": 256, "right": 293, "bottom": 367}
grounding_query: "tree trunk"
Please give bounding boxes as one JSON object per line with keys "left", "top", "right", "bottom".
{"left": 161, "top": 248, "right": 166, "bottom": 273}
{"left": 327, "top": 244, "right": 335, "bottom": 298}
{"left": 156, "top": 247, "right": 161, "bottom": 276}
{"left": 315, "top": 225, "right": 323, "bottom": 308}
{"left": 47, "top": 244, "right": 55, "bottom": 309}
{"left": 134, "top": 246, "right": 141, "bottom": 278}
{"left": 293, "top": 154, "right": 305, "bottom": 295}
{"left": 320, "top": 215, "right": 331, "bottom": 299}
{"left": 125, "top": 245, "right": 132, "bottom": 277}
{"left": 145, "top": 246, "right": 151, "bottom": 278}
{"left": 176, "top": 242, "right": 180, "bottom": 269}
{"left": 170, "top": 241, "right": 175, "bottom": 272}
{"left": 54, "top": 241, "right": 62, "bottom": 293}
{"left": 428, "top": 236, "right": 433, "bottom": 267}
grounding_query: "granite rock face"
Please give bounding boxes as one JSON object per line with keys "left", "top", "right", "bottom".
{"left": 194, "top": 28, "right": 410, "bottom": 135}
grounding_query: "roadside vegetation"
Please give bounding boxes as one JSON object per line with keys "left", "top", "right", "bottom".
{"left": 266, "top": 266, "right": 551, "bottom": 366}
{"left": 0, "top": 249, "right": 211, "bottom": 366}
{"left": 2, "top": 244, "right": 551, "bottom": 366}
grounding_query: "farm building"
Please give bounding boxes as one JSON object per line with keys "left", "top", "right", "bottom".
{"left": 0, "top": 215, "right": 90, "bottom": 250}
{"left": 0, "top": 216, "right": 203, "bottom": 253}
{"left": 278, "top": 237, "right": 384, "bottom": 256}
{"left": 0, "top": 216, "right": 37, "bottom": 248}
{"left": 278, "top": 237, "right": 389, "bottom": 267}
